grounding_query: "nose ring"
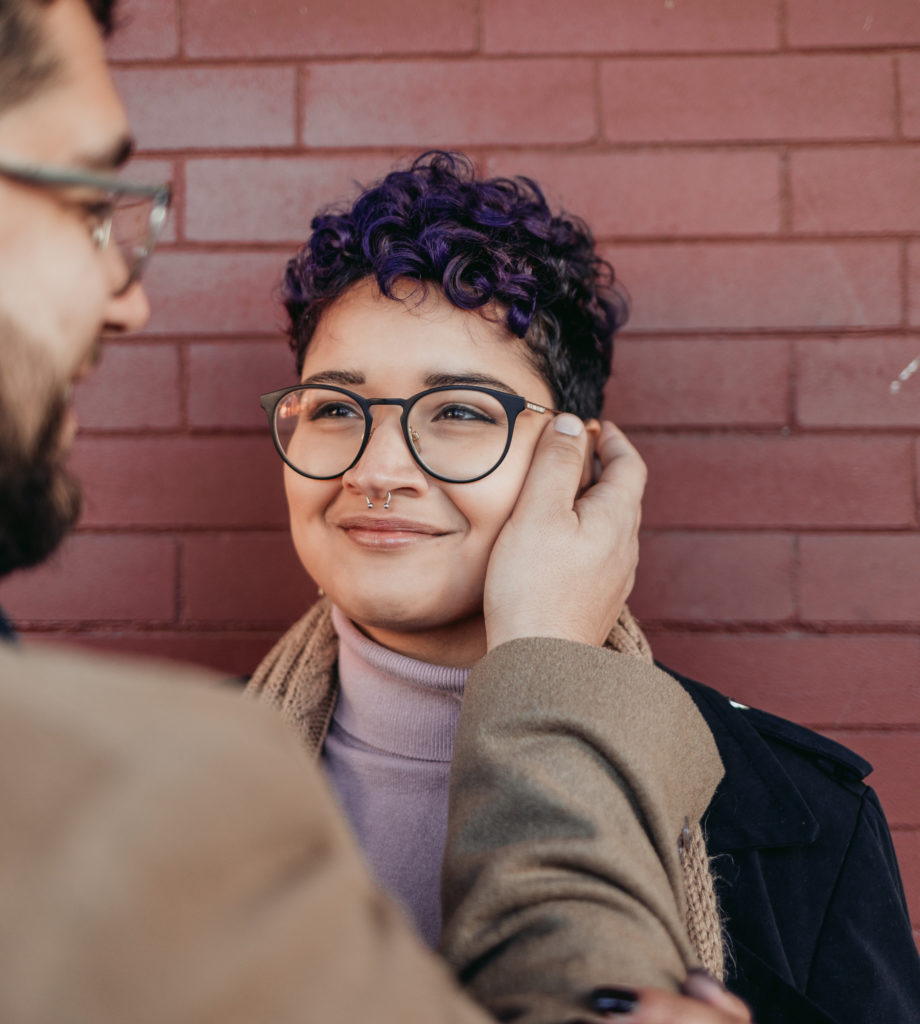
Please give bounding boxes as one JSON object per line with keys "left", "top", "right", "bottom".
{"left": 364, "top": 491, "right": 392, "bottom": 510}
{"left": 384, "top": 491, "right": 391, "bottom": 509}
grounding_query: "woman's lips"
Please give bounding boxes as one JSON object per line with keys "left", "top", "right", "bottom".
{"left": 336, "top": 515, "right": 446, "bottom": 550}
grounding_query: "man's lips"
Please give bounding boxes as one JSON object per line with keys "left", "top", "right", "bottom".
{"left": 335, "top": 515, "right": 447, "bottom": 549}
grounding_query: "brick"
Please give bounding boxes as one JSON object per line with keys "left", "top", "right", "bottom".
{"left": 607, "top": 338, "right": 790, "bottom": 427}
{"left": 183, "top": 533, "right": 318, "bottom": 623}
{"left": 616, "top": 242, "right": 900, "bottom": 331}
{"left": 791, "top": 147, "right": 920, "bottom": 234}
{"left": 188, "top": 341, "right": 298, "bottom": 429}
{"left": 822, "top": 729, "right": 920, "bottom": 827}
{"left": 185, "top": 0, "right": 476, "bottom": 57}
{"left": 631, "top": 532, "right": 795, "bottom": 622}
{"left": 31, "top": 630, "right": 280, "bottom": 679}
{"left": 645, "top": 631, "right": 920, "bottom": 726}
{"left": 788, "top": 0, "right": 920, "bottom": 47}
{"left": 302, "top": 60, "right": 595, "bottom": 148}
{"left": 483, "top": 0, "right": 779, "bottom": 54}
{"left": 601, "top": 56, "right": 893, "bottom": 143}
{"left": 74, "top": 342, "right": 181, "bottom": 430}
{"left": 112, "top": 68, "right": 296, "bottom": 150}
{"left": 483, "top": 150, "right": 781, "bottom": 237}
{"left": 911, "top": 243, "right": 920, "bottom": 327}
{"left": 800, "top": 535, "right": 920, "bottom": 624}
{"left": 185, "top": 155, "right": 395, "bottom": 243}
{"left": 903, "top": 55, "right": 920, "bottom": 137}
{"left": 106, "top": 0, "right": 179, "bottom": 60}
{"left": 0, "top": 535, "right": 175, "bottom": 622}
{"left": 140, "top": 252, "right": 285, "bottom": 336}
{"left": 69, "top": 438, "right": 289, "bottom": 528}
{"left": 893, "top": 830, "right": 920, "bottom": 920}
{"left": 797, "top": 337, "right": 920, "bottom": 428}
{"left": 638, "top": 435, "right": 914, "bottom": 528}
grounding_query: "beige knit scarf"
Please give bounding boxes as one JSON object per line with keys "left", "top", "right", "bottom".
{"left": 246, "top": 599, "right": 724, "bottom": 980}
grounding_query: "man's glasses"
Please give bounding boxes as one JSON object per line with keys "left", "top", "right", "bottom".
{"left": 260, "top": 384, "right": 561, "bottom": 484}
{"left": 0, "top": 160, "right": 171, "bottom": 295}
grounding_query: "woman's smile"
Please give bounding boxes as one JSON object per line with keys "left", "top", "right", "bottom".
{"left": 335, "top": 513, "right": 449, "bottom": 550}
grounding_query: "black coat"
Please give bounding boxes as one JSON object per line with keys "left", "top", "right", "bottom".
{"left": 669, "top": 667, "right": 920, "bottom": 1024}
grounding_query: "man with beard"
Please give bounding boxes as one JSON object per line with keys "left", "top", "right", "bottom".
{"left": 0, "top": 2, "right": 753, "bottom": 1023}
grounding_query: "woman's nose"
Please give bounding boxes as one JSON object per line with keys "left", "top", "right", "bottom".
{"left": 341, "top": 408, "right": 428, "bottom": 501}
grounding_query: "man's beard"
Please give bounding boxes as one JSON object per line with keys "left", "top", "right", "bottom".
{"left": 0, "top": 389, "right": 82, "bottom": 578}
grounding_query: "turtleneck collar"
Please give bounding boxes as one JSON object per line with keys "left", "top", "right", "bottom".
{"left": 330, "top": 606, "right": 468, "bottom": 762}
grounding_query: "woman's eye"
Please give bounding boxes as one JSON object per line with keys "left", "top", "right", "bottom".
{"left": 436, "top": 404, "right": 495, "bottom": 423}
{"left": 310, "top": 401, "right": 362, "bottom": 420}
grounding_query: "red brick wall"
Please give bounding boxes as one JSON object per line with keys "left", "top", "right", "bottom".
{"left": 2, "top": 0, "right": 918, "bottom": 937}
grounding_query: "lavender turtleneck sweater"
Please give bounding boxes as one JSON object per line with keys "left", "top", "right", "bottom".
{"left": 323, "top": 607, "right": 469, "bottom": 948}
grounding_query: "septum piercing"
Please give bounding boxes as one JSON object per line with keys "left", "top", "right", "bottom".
{"left": 364, "top": 492, "right": 392, "bottom": 510}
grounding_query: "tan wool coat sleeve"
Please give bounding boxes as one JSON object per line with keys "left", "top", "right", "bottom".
{"left": 0, "top": 644, "right": 491, "bottom": 1024}
{"left": 440, "top": 638, "right": 725, "bottom": 1023}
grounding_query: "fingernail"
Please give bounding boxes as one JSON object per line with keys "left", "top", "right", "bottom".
{"left": 589, "top": 986, "right": 638, "bottom": 1014}
{"left": 554, "top": 413, "right": 584, "bottom": 436}
{"left": 682, "top": 967, "right": 727, "bottom": 1000}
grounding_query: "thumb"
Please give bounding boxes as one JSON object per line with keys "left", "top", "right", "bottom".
{"left": 513, "top": 413, "right": 588, "bottom": 518}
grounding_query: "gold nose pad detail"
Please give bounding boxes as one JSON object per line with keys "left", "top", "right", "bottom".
{"left": 409, "top": 426, "right": 422, "bottom": 453}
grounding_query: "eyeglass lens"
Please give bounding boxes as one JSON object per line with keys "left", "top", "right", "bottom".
{"left": 273, "top": 387, "right": 513, "bottom": 482}
{"left": 108, "top": 195, "right": 166, "bottom": 292}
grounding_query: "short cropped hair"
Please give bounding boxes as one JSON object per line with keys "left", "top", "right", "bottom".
{"left": 282, "top": 151, "right": 627, "bottom": 419}
{"left": 0, "top": 0, "right": 116, "bottom": 113}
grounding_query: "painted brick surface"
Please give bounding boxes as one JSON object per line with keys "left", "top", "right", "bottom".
{"left": 903, "top": 55, "right": 920, "bottom": 137}
{"left": 0, "top": 535, "right": 176, "bottom": 622}
{"left": 187, "top": 341, "right": 298, "bottom": 429}
{"left": 105, "top": 0, "right": 179, "bottom": 60}
{"left": 112, "top": 68, "right": 297, "bottom": 150}
{"left": 608, "top": 338, "right": 790, "bottom": 427}
{"left": 74, "top": 343, "right": 181, "bottom": 430}
{"left": 70, "top": 438, "right": 288, "bottom": 528}
{"left": 787, "top": 0, "right": 920, "bottom": 47}
{"left": 484, "top": 150, "right": 781, "bottom": 237}
{"left": 183, "top": 533, "right": 317, "bottom": 623}
{"left": 185, "top": 0, "right": 477, "bottom": 57}
{"left": 302, "top": 61, "right": 595, "bottom": 147}
{"left": 185, "top": 156, "right": 396, "bottom": 243}
{"left": 631, "top": 532, "right": 795, "bottom": 622}
{"left": 600, "top": 56, "right": 894, "bottom": 143}
{"left": 796, "top": 337, "right": 920, "bottom": 427}
{"left": 910, "top": 243, "right": 920, "bottom": 326}
{"left": 482, "top": 0, "right": 779, "bottom": 54}
{"left": 141, "top": 252, "right": 286, "bottom": 336}
{"left": 790, "top": 147, "right": 920, "bottom": 234}
{"left": 639, "top": 436, "right": 914, "bottom": 528}
{"left": 800, "top": 535, "right": 920, "bottom": 623}
{"left": 647, "top": 633, "right": 920, "bottom": 726}
{"left": 617, "top": 243, "right": 901, "bottom": 332}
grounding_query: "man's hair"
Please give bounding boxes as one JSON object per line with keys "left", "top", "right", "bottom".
{"left": 282, "top": 151, "right": 627, "bottom": 419}
{"left": 0, "top": 0, "right": 116, "bottom": 113}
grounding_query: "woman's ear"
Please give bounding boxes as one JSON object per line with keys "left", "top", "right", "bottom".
{"left": 580, "top": 418, "right": 602, "bottom": 494}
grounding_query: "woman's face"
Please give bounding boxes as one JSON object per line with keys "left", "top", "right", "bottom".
{"left": 284, "top": 276, "right": 556, "bottom": 666}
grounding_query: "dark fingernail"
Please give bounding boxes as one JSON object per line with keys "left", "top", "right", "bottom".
{"left": 589, "top": 986, "right": 639, "bottom": 1014}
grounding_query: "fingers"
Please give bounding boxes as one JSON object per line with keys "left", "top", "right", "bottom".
{"left": 584, "top": 420, "right": 648, "bottom": 513}
{"left": 682, "top": 970, "right": 753, "bottom": 1020}
{"left": 511, "top": 412, "right": 590, "bottom": 518}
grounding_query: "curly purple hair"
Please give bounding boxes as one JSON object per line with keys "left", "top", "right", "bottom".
{"left": 282, "top": 151, "right": 627, "bottom": 419}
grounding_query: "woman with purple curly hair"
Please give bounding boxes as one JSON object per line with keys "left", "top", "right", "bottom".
{"left": 245, "top": 151, "right": 748, "bottom": 1023}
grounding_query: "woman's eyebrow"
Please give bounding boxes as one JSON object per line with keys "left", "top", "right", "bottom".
{"left": 423, "top": 371, "right": 520, "bottom": 395}
{"left": 301, "top": 369, "right": 365, "bottom": 386}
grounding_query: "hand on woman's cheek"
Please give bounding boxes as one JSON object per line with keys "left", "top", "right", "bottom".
{"left": 484, "top": 417, "right": 646, "bottom": 651}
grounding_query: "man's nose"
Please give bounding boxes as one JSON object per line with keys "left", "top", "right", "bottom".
{"left": 103, "top": 280, "right": 151, "bottom": 334}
